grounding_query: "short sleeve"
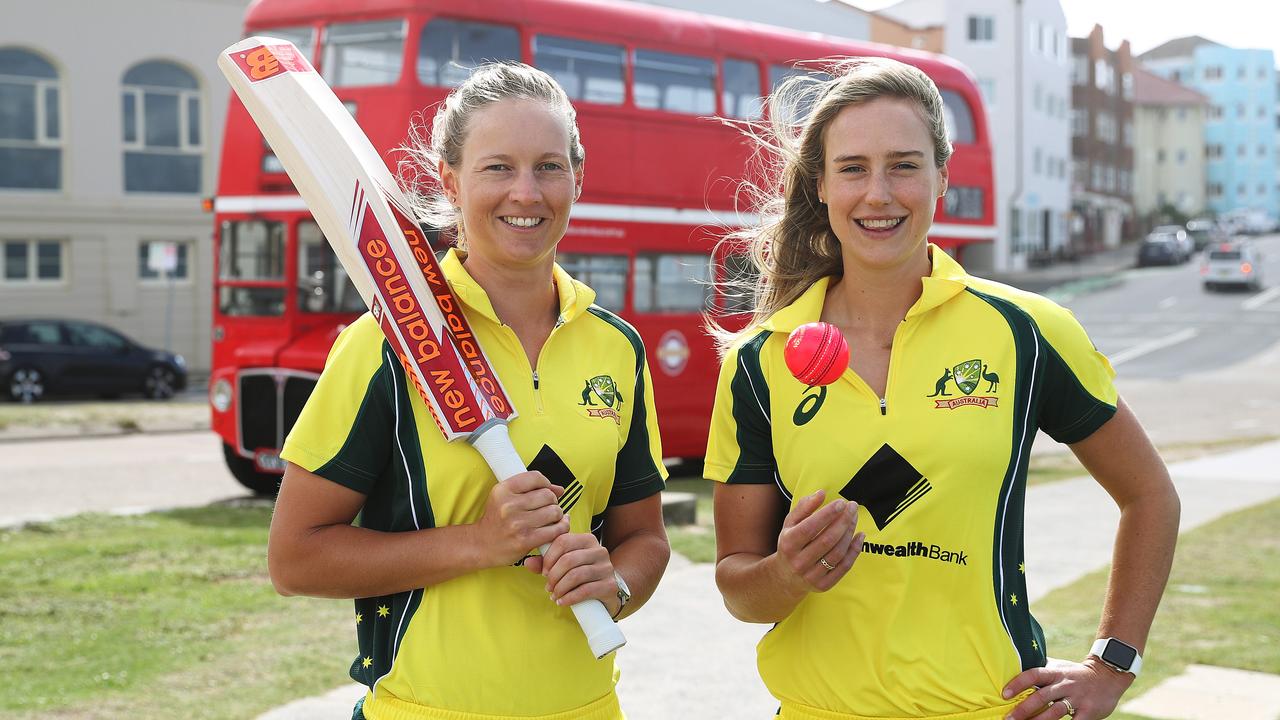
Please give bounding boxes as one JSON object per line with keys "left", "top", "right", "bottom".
{"left": 280, "top": 314, "right": 395, "bottom": 494}
{"left": 609, "top": 339, "right": 667, "bottom": 506}
{"left": 1035, "top": 306, "right": 1118, "bottom": 444}
{"left": 705, "top": 330, "right": 778, "bottom": 484}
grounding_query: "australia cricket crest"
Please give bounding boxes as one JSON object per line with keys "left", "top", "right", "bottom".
{"left": 952, "top": 359, "right": 982, "bottom": 395}
{"left": 580, "top": 374, "right": 624, "bottom": 424}
{"left": 927, "top": 358, "right": 1000, "bottom": 410}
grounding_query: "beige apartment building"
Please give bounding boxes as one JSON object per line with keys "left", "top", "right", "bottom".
{"left": 1132, "top": 67, "right": 1209, "bottom": 223}
{"left": 0, "top": 0, "right": 250, "bottom": 374}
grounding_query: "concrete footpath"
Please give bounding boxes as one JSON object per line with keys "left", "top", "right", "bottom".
{"left": 258, "top": 440, "right": 1280, "bottom": 720}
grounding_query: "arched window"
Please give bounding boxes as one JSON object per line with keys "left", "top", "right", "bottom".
{"left": 0, "top": 48, "right": 61, "bottom": 190}
{"left": 122, "top": 61, "right": 201, "bottom": 193}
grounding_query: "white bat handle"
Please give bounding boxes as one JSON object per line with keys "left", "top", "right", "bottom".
{"left": 469, "top": 423, "right": 627, "bottom": 659}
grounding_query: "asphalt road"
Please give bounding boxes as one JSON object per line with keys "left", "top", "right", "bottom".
{"left": 0, "top": 430, "right": 250, "bottom": 528}
{"left": 1065, "top": 234, "right": 1280, "bottom": 380}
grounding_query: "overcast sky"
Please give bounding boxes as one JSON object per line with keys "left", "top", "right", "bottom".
{"left": 844, "top": 1, "right": 1280, "bottom": 60}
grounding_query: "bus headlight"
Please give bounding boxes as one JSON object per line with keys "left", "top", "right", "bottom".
{"left": 211, "top": 378, "right": 233, "bottom": 413}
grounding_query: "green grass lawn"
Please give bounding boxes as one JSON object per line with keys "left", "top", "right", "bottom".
{"left": 4, "top": 492, "right": 1274, "bottom": 718}
{"left": 1032, "top": 497, "right": 1280, "bottom": 719}
{"left": 0, "top": 399, "right": 208, "bottom": 437}
{"left": 0, "top": 503, "right": 354, "bottom": 719}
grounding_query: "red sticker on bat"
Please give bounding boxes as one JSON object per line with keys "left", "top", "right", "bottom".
{"left": 230, "top": 44, "right": 311, "bottom": 82}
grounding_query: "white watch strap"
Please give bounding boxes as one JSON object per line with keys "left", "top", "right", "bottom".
{"left": 1090, "top": 637, "right": 1143, "bottom": 676}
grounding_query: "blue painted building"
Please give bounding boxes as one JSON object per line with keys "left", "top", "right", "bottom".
{"left": 1139, "top": 37, "right": 1277, "bottom": 218}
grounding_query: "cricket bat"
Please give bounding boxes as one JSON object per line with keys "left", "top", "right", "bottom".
{"left": 218, "top": 37, "right": 625, "bottom": 659}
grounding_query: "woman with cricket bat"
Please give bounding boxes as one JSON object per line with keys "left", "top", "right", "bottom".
{"left": 268, "top": 63, "right": 669, "bottom": 720}
{"left": 704, "top": 57, "right": 1180, "bottom": 720}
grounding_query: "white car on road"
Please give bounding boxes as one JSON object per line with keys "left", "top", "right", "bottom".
{"left": 1202, "top": 241, "right": 1264, "bottom": 291}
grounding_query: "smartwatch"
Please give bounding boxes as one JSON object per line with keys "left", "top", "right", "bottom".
{"left": 611, "top": 570, "right": 632, "bottom": 620}
{"left": 1090, "top": 637, "right": 1143, "bottom": 676}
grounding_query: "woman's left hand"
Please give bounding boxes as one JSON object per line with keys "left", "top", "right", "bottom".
{"left": 524, "top": 532, "right": 619, "bottom": 613}
{"left": 1002, "top": 656, "right": 1134, "bottom": 720}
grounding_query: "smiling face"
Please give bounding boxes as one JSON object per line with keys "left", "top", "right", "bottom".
{"left": 816, "top": 96, "right": 948, "bottom": 274}
{"left": 439, "top": 98, "right": 582, "bottom": 273}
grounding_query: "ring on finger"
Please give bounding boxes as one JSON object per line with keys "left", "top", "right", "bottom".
{"left": 819, "top": 556, "right": 835, "bottom": 572}
{"left": 1060, "top": 698, "right": 1075, "bottom": 717}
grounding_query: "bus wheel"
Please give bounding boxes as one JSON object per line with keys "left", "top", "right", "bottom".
{"left": 222, "top": 443, "right": 282, "bottom": 496}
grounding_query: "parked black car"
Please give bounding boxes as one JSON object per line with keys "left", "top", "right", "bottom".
{"left": 1136, "top": 233, "right": 1186, "bottom": 267}
{"left": 0, "top": 319, "right": 187, "bottom": 402}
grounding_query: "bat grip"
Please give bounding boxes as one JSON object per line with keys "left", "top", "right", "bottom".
{"left": 469, "top": 422, "right": 627, "bottom": 659}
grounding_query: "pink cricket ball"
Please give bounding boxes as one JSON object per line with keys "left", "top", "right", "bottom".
{"left": 784, "top": 322, "right": 850, "bottom": 387}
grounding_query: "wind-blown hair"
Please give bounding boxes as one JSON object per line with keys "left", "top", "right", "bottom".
{"left": 399, "top": 62, "right": 585, "bottom": 249}
{"left": 709, "top": 56, "right": 952, "bottom": 353}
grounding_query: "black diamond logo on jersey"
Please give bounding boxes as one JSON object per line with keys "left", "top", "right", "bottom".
{"left": 528, "top": 445, "right": 583, "bottom": 513}
{"left": 838, "top": 444, "right": 932, "bottom": 530}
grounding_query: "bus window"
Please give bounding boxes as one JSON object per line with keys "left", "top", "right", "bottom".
{"left": 722, "top": 58, "right": 763, "bottom": 120}
{"left": 297, "top": 220, "right": 366, "bottom": 313}
{"left": 322, "top": 20, "right": 406, "bottom": 87}
{"left": 218, "top": 220, "right": 285, "bottom": 317}
{"left": 220, "top": 220, "right": 284, "bottom": 281}
{"left": 533, "top": 35, "right": 624, "bottom": 105}
{"left": 769, "top": 65, "right": 832, "bottom": 124}
{"left": 632, "top": 49, "right": 716, "bottom": 115}
{"left": 418, "top": 18, "right": 520, "bottom": 88}
{"left": 943, "top": 185, "right": 984, "bottom": 219}
{"left": 557, "top": 253, "right": 627, "bottom": 311}
{"left": 939, "top": 89, "right": 975, "bottom": 144}
{"left": 717, "top": 253, "right": 759, "bottom": 313}
{"left": 259, "top": 26, "right": 315, "bottom": 62}
{"left": 219, "top": 287, "right": 285, "bottom": 317}
{"left": 633, "top": 253, "right": 711, "bottom": 313}
{"left": 769, "top": 64, "right": 833, "bottom": 90}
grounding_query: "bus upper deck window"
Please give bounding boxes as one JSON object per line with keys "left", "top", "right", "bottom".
{"left": 418, "top": 18, "right": 520, "bottom": 88}
{"left": 533, "top": 35, "right": 625, "bottom": 105}
{"left": 768, "top": 65, "right": 832, "bottom": 125}
{"left": 633, "top": 49, "right": 716, "bottom": 116}
{"left": 258, "top": 26, "right": 315, "bottom": 61}
{"left": 940, "top": 89, "right": 975, "bottom": 145}
{"left": 322, "top": 20, "right": 406, "bottom": 87}
{"left": 723, "top": 58, "right": 763, "bottom": 120}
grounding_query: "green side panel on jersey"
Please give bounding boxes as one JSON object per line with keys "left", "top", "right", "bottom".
{"left": 967, "top": 288, "right": 1047, "bottom": 671}
{"left": 727, "top": 329, "right": 776, "bottom": 485}
{"left": 586, "top": 305, "right": 663, "bottom": 504}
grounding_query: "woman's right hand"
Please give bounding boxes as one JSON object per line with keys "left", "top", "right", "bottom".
{"left": 774, "top": 489, "right": 864, "bottom": 593}
{"left": 473, "top": 471, "right": 569, "bottom": 567}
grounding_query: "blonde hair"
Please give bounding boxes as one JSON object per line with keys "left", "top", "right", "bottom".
{"left": 709, "top": 56, "right": 952, "bottom": 352}
{"left": 399, "top": 62, "right": 585, "bottom": 249}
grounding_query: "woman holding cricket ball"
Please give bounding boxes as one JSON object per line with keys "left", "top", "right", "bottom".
{"left": 269, "top": 63, "right": 669, "bottom": 720}
{"left": 705, "top": 57, "right": 1180, "bottom": 720}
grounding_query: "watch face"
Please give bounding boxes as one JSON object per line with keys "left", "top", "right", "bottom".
{"left": 1102, "top": 640, "right": 1138, "bottom": 669}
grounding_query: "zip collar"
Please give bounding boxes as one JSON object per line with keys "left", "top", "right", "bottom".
{"left": 439, "top": 249, "right": 597, "bottom": 326}
{"left": 760, "top": 243, "right": 971, "bottom": 333}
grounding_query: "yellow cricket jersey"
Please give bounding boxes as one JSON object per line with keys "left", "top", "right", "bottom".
{"left": 705, "top": 246, "right": 1117, "bottom": 719}
{"left": 281, "top": 250, "right": 666, "bottom": 720}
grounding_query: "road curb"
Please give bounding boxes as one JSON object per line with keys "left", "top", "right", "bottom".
{"left": 0, "top": 424, "right": 211, "bottom": 444}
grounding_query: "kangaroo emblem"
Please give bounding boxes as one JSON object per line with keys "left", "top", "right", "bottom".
{"left": 926, "top": 368, "right": 953, "bottom": 397}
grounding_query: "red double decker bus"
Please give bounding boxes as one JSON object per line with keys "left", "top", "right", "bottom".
{"left": 210, "top": 0, "right": 995, "bottom": 493}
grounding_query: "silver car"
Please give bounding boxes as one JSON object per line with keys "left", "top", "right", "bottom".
{"left": 1202, "top": 241, "right": 1264, "bottom": 291}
